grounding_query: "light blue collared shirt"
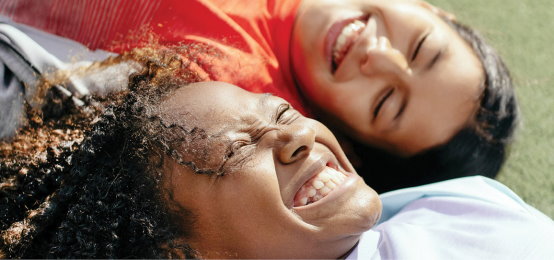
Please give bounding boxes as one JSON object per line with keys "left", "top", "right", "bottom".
{"left": 347, "top": 176, "right": 554, "bottom": 260}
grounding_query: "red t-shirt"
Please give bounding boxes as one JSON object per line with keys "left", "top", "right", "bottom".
{"left": 0, "top": 0, "right": 307, "bottom": 113}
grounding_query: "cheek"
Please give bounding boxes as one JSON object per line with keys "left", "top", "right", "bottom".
{"left": 320, "top": 82, "right": 374, "bottom": 133}
{"left": 292, "top": 22, "right": 319, "bottom": 72}
{"left": 214, "top": 151, "right": 284, "bottom": 220}
{"left": 395, "top": 94, "right": 476, "bottom": 153}
{"left": 204, "top": 170, "right": 297, "bottom": 255}
{"left": 292, "top": 16, "right": 330, "bottom": 96}
{"left": 293, "top": 48, "right": 331, "bottom": 104}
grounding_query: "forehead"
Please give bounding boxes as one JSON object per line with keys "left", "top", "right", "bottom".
{"left": 160, "top": 82, "right": 276, "bottom": 133}
{"left": 157, "top": 82, "right": 268, "bottom": 173}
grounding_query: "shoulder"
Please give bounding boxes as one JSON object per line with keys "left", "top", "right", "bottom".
{"left": 367, "top": 176, "right": 554, "bottom": 259}
{"left": 377, "top": 176, "right": 543, "bottom": 222}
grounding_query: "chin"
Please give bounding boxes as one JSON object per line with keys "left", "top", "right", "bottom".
{"left": 313, "top": 178, "right": 381, "bottom": 243}
{"left": 337, "top": 181, "right": 382, "bottom": 233}
{"left": 310, "top": 233, "right": 364, "bottom": 259}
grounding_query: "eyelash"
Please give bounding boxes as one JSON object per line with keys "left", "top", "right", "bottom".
{"left": 411, "top": 33, "right": 429, "bottom": 62}
{"left": 276, "top": 103, "right": 291, "bottom": 123}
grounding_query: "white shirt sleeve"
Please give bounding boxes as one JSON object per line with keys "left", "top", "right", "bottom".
{"left": 348, "top": 176, "right": 554, "bottom": 260}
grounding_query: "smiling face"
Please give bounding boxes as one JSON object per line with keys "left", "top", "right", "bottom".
{"left": 158, "top": 82, "right": 381, "bottom": 258}
{"left": 291, "top": 0, "right": 484, "bottom": 155}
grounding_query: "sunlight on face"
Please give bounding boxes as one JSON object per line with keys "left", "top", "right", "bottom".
{"left": 291, "top": 0, "right": 483, "bottom": 155}
{"left": 158, "top": 82, "right": 381, "bottom": 258}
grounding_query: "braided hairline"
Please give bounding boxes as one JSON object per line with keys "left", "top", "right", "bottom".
{"left": 143, "top": 114, "right": 226, "bottom": 176}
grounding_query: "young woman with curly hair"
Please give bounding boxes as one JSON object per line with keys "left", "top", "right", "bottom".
{"left": 0, "top": 48, "right": 549, "bottom": 259}
{"left": 0, "top": 0, "right": 518, "bottom": 192}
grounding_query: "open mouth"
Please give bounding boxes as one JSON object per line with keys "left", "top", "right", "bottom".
{"left": 329, "top": 16, "right": 369, "bottom": 73}
{"left": 293, "top": 162, "right": 349, "bottom": 207}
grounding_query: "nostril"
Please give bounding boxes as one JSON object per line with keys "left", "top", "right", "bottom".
{"left": 291, "top": 146, "right": 307, "bottom": 158}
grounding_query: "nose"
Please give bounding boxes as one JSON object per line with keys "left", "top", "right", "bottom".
{"left": 276, "top": 124, "right": 315, "bottom": 164}
{"left": 360, "top": 36, "right": 410, "bottom": 77}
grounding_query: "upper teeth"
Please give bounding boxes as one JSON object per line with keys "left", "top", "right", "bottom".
{"left": 333, "top": 20, "right": 366, "bottom": 66}
{"left": 294, "top": 166, "right": 348, "bottom": 207}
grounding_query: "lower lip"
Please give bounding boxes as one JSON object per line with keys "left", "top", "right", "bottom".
{"left": 292, "top": 171, "right": 360, "bottom": 210}
{"left": 324, "top": 16, "right": 366, "bottom": 73}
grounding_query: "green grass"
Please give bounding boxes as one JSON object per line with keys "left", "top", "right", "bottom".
{"left": 430, "top": 0, "right": 554, "bottom": 218}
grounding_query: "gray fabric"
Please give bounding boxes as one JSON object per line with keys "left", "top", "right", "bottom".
{"left": 0, "top": 18, "right": 138, "bottom": 139}
{"left": 0, "top": 24, "right": 42, "bottom": 139}
{"left": 0, "top": 17, "right": 140, "bottom": 139}
{"left": 0, "top": 15, "right": 114, "bottom": 64}
{"left": 0, "top": 16, "right": 139, "bottom": 97}
{"left": 0, "top": 59, "right": 25, "bottom": 139}
{"left": 0, "top": 23, "right": 89, "bottom": 97}
{"left": 0, "top": 31, "right": 41, "bottom": 103}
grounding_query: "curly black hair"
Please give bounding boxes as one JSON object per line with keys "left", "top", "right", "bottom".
{"left": 1, "top": 47, "right": 208, "bottom": 258}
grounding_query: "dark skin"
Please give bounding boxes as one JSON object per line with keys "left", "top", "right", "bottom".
{"left": 158, "top": 81, "right": 381, "bottom": 259}
{"left": 1, "top": 50, "right": 380, "bottom": 259}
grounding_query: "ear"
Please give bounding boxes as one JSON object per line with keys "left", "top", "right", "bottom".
{"left": 418, "top": 1, "right": 456, "bottom": 21}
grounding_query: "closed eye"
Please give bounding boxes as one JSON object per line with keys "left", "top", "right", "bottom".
{"left": 229, "top": 102, "right": 295, "bottom": 158}
{"left": 411, "top": 33, "right": 429, "bottom": 62}
{"left": 276, "top": 103, "right": 290, "bottom": 122}
{"left": 276, "top": 103, "right": 299, "bottom": 125}
{"left": 373, "top": 88, "right": 394, "bottom": 120}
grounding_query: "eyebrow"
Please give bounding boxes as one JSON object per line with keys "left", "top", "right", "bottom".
{"left": 222, "top": 93, "right": 276, "bottom": 164}
{"left": 259, "top": 93, "right": 285, "bottom": 123}
{"left": 233, "top": 93, "right": 274, "bottom": 128}
{"left": 257, "top": 93, "right": 274, "bottom": 111}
